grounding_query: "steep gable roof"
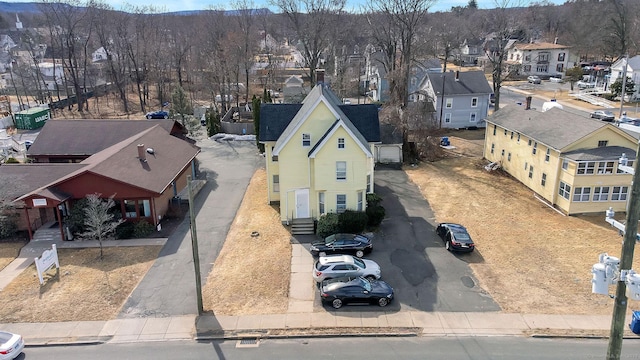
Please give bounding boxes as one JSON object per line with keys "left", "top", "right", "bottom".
{"left": 27, "top": 119, "right": 184, "bottom": 157}
{"left": 259, "top": 85, "right": 380, "bottom": 155}
{"left": 427, "top": 70, "right": 493, "bottom": 96}
{"left": 308, "top": 119, "right": 373, "bottom": 158}
{"left": 487, "top": 105, "right": 634, "bottom": 150}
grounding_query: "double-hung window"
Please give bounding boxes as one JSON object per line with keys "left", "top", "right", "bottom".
{"left": 593, "top": 187, "right": 609, "bottom": 201}
{"left": 573, "top": 187, "right": 591, "bottom": 202}
{"left": 336, "top": 161, "right": 347, "bottom": 181}
{"left": 302, "top": 133, "right": 311, "bottom": 147}
{"left": 559, "top": 182, "right": 571, "bottom": 200}
{"left": 612, "top": 186, "right": 629, "bottom": 201}
{"left": 336, "top": 194, "right": 346, "bottom": 213}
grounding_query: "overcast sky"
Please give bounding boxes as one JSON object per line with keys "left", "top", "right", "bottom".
{"left": 6, "top": 0, "right": 566, "bottom": 13}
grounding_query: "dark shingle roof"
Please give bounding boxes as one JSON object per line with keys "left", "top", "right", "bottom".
{"left": 487, "top": 105, "right": 612, "bottom": 150}
{"left": 259, "top": 104, "right": 380, "bottom": 142}
{"left": 0, "top": 163, "right": 85, "bottom": 201}
{"left": 379, "top": 123, "right": 403, "bottom": 144}
{"left": 563, "top": 146, "right": 636, "bottom": 161}
{"left": 428, "top": 70, "right": 493, "bottom": 96}
{"left": 27, "top": 119, "right": 180, "bottom": 156}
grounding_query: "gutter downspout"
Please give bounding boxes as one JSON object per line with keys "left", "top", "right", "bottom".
{"left": 552, "top": 153, "right": 563, "bottom": 212}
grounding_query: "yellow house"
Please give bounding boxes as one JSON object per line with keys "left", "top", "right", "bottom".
{"left": 484, "top": 105, "right": 637, "bottom": 215}
{"left": 259, "top": 84, "right": 380, "bottom": 232}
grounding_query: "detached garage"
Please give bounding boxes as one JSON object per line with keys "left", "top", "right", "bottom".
{"left": 375, "top": 124, "right": 403, "bottom": 164}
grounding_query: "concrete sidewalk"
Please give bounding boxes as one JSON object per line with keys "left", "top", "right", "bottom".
{"left": 0, "top": 311, "right": 631, "bottom": 346}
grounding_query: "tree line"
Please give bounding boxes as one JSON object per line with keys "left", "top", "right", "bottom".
{"left": 1, "top": 0, "right": 638, "bottom": 116}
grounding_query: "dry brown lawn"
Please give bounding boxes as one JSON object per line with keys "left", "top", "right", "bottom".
{"left": 0, "top": 246, "right": 161, "bottom": 323}
{"left": 0, "top": 241, "right": 27, "bottom": 272}
{"left": 202, "top": 168, "right": 292, "bottom": 315}
{"left": 406, "top": 135, "right": 640, "bottom": 315}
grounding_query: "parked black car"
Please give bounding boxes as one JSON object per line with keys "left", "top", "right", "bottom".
{"left": 435, "top": 223, "right": 475, "bottom": 253}
{"left": 310, "top": 233, "right": 372, "bottom": 258}
{"left": 320, "top": 276, "right": 394, "bottom": 309}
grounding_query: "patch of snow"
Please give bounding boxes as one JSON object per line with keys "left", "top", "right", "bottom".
{"left": 210, "top": 133, "right": 256, "bottom": 142}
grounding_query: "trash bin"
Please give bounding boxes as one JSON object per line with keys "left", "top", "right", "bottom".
{"left": 630, "top": 311, "right": 640, "bottom": 335}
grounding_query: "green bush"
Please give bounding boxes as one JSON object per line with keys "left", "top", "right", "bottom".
{"left": 115, "top": 222, "right": 135, "bottom": 239}
{"left": 4, "top": 157, "right": 19, "bottom": 164}
{"left": 316, "top": 213, "right": 339, "bottom": 238}
{"left": 133, "top": 220, "right": 155, "bottom": 238}
{"left": 67, "top": 198, "right": 89, "bottom": 235}
{"left": 366, "top": 205, "right": 386, "bottom": 227}
{"left": 0, "top": 212, "right": 18, "bottom": 239}
{"left": 338, "top": 210, "right": 368, "bottom": 234}
{"left": 366, "top": 193, "right": 383, "bottom": 207}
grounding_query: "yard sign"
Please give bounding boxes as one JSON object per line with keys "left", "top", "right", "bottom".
{"left": 35, "top": 244, "right": 59, "bottom": 285}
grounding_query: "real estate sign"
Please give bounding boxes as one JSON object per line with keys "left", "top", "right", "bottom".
{"left": 35, "top": 244, "right": 59, "bottom": 285}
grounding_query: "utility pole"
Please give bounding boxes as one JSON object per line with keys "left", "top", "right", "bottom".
{"left": 606, "top": 141, "right": 640, "bottom": 360}
{"left": 619, "top": 55, "right": 628, "bottom": 119}
{"left": 187, "top": 175, "right": 204, "bottom": 315}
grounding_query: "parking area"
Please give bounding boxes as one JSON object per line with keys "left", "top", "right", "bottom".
{"left": 304, "top": 166, "right": 500, "bottom": 313}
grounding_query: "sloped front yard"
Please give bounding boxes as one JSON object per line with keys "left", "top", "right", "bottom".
{"left": 203, "top": 168, "right": 292, "bottom": 315}
{"left": 405, "top": 135, "right": 640, "bottom": 315}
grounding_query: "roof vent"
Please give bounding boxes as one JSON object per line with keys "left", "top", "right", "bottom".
{"left": 137, "top": 144, "right": 146, "bottom": 162}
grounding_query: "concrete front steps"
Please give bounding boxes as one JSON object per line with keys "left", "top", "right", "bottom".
{"left": 290, "top": 218, "right": 315, "bottom": 235}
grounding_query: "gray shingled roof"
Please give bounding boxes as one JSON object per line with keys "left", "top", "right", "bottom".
{"left": 487, "top": 105, "right": 611, "bottom": 150}
{"left": 259, "top": 85, "right": 380, "bottom": 146}
{"left": 563, "top": 146, "right": 637, "bottom": 161}
{"left": 379, "top": 123, "right": 402, "bottom": 144}
{"left": 0, "top": 163, "right": 85, "bottom": 201}
{"left": 428, "top": 70, "right": 493, "bottom": 96}
{"left": 27, "top": 119, "right": 180, "bottom": 156}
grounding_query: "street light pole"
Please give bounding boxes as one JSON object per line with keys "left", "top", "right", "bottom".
{"left": 187, "top": 175, "right": 204, "bottom": 315}
{"left": 606, "top": 141, "right": 640, "bottom": 360}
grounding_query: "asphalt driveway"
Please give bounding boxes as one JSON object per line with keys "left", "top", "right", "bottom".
{"left": 118, "top": 138, "right": 261, "bottom": 318}
{"left": 314, "top": 166, "right": 499, "bottom": 313}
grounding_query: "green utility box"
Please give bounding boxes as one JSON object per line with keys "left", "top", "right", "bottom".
{"left": 14, "top": 107, "right": 50, "bottom": 130}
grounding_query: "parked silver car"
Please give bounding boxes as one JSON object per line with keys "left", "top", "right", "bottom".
{"left": 527, "top": 75, "right": 541, "bottom": 84}
{"left": 312, "top": 255, "right": 381, "bottom": 282}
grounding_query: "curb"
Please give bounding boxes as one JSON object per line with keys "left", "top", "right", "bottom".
{"left": 195, "top": 327, "right": 422, "bottom": 341}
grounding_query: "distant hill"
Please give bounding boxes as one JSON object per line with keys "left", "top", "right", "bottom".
{"left": 0, "top": 2, "right": 41, "bottom": 14}
{"left": 0, "top": 2, "right": 272, "bottom": 16}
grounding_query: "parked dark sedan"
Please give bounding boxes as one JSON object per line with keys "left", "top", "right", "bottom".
{"left": 320, "top": 276, "right": 394, "bottom": 309}
{"left": 310, "top": 233, "right": 372, "bottom": 258}
{"left": 435, "top": 223, "right": 475, "bottom": 253}
{"left": 145, "top": 110, "right": 169, "bottom": 119}
{"left": 590, "top": 110, "right": 615, "bottom": 121}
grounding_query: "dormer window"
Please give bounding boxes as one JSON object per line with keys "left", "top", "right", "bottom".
{"left": 302, "top": 133, "right": 310, "bottom": 147}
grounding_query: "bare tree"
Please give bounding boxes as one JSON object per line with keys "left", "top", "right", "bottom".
{"left": 233, "top": 1, "right": 260, "bottom": 104}
{"left": 272, "top": 0, "right": 346, "bottom": 85}
{"left": 481, "top": 0, "right": 523, "bottom": 110}
{"left": 366, "top": 0, "right": 435, "bottom": 106}
{"left": 94, "top": 3, "right": 131, "bottom": 113}
{"left": 81, "top": 193, "right": 124, "bottom": 260}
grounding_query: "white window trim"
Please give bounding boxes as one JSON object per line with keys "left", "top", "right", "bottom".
{"left": 445, "top": 98, "right": 453, "bottom": 108}
{"left": 471, "top": 97, "right": 478, "bottom": 107}
{"left": 336, "top": 161, "right": 347, "bottom": 181}
{"left": 302, "top": 133, "right": 311, "bottom": 147}
{"left": 338, "top": 138, "right": 345, "bottom": 149}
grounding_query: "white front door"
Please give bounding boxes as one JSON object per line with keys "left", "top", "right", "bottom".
{"left": 295, "top": 189, "right": 310, "bottom": 218}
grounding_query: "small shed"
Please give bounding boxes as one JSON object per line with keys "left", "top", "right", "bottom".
{"left": 375, "top": 123, "right": 403, "bottom": 164}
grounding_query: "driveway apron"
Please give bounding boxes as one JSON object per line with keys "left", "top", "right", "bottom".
{"left": 373, "top": 166, "right": 500, "bottom": 312}
{"left": 118, "top": 139, "right": 261, "bottom": 318}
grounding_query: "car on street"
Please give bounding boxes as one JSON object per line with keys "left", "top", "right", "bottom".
{"left": 436, "top": 223, "right": 476, "bottom": 253}
{"left": 576, "top": 80, "right": 596, "bottom": 89}
{"left": 145, "top": 110, "right": 169, "bottom": 119}
{"left": 590, "top": 110, "right": 615, "bottom": 121}
{"left": 527, "top": 75, "right": 541, "bottom": 84}
{"left": 319, "top": 276, "right": 394, "bottom": 309}
{"left": 313, "top": 254, "right": 381, "bottom": 282}
{"left": 310, "top": 233, "right": 373, "bottom": 258}
{"left": 0, "top": 331, "right": 24, "bottom": 360}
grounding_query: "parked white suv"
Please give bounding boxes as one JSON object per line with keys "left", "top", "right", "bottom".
{"left": 312, "top": 255, "right": 381, "bottom": 282}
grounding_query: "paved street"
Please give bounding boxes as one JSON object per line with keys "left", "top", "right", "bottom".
{"left": 118, "top": 139, "right": 261, "bottom": 318}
